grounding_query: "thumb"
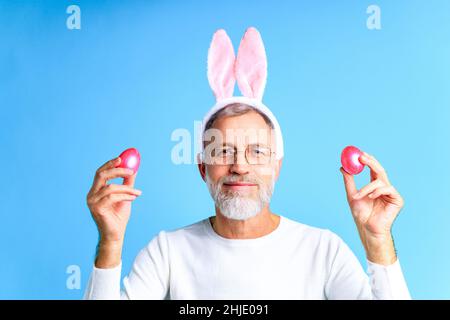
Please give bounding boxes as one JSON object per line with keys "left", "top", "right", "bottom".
{"left": 123, "top": 171, "right": 137, "bottom": 187}
{"left": 340, "top": 167, "right": 357, "bottom": 198}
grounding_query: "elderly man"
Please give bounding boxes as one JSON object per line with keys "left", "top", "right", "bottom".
{"left": 84, "top": 28, "right": 410, "bottom": 300}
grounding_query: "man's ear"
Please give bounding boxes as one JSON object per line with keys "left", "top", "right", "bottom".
{"left": 274, "top": 158, "right": 283, "bottom": 181}
{"left": 197, "top": 153, "right": 206, "bottom": 182}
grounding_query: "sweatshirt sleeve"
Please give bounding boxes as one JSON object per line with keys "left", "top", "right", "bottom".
{"left": 83, "top": 262, "right": 123, "bottom": 300}
{"left": 366, "top": 259, "right": 411, "bottom": 299}
{"left": 324, "top": 231, "right": 411, "bottom": 300}
{"left": 83, "top": 231, "right": 170, "bottom": 300}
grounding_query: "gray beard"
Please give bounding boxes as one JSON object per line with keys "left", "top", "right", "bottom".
{"left": 206, "top": 173, "right": 275, "bottom": 221}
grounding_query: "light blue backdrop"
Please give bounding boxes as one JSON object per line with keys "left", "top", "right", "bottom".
{"left": 1, "top": 0, "right": 449, "bottom": 299}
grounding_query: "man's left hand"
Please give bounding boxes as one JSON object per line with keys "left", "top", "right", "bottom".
{"left": 340, "top": 152, "right": 404, "bottom": 266}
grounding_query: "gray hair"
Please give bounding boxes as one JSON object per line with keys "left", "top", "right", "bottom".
{"left": 204, "top": 103, "right": 275, "bottom": 133}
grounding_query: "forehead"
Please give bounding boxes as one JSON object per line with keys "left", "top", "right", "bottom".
{"left": 212, "top": 110, "right": 270, "bottom": 130}
{"left": 209, "top": 111, "right": 274, "bottom": 145}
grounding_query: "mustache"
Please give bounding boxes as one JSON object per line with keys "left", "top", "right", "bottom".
{"left": 218, "top": 174, "right": 263, "bottom": 187}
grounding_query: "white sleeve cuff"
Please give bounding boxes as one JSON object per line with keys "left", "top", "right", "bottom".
{"left": 83, "top": 262, "right": 122, "bottom": 300}
{"left": 366, "top": 259, "right": 411, "bottom": 300}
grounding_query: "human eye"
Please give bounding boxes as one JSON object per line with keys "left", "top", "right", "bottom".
{"left": 215, "top": 146, "right": 234, "bottom": 157}
{"left": 250, "top": 145, "right": 270, "bottom": 157}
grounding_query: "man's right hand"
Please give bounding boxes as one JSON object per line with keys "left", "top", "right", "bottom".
{"left": 87, "top": 156, "right": 142, "bottom": 268}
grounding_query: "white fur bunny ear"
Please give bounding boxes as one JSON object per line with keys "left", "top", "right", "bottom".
{"left": 235, "top": 27, "right": 267, "bottom": 100}
{"left": 207, "top": 29, "right": 236, "bottom": 101}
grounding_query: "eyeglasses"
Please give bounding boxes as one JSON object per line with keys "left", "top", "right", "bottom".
{"left": 203, "top": 144, "right": 276, "bottom": 165}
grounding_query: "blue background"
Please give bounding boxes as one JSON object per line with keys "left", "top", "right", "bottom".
{"left": 1, "top": 0, "right": 449, "bottom": 299}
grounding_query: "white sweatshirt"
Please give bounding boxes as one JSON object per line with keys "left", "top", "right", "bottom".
{"left": 84, "top": 216, "right": 411, "bottom": 300}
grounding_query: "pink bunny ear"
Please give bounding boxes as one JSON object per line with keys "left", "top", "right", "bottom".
{"left": 207, "top": 29, "right": 236, "bottom": 100}
{"left": 235, "top": 27, "right": 267, "bottom": 100}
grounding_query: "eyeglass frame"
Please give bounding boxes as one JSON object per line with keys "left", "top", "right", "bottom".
{"left": 202, "top": 143, "right": 277, "bottom": 165}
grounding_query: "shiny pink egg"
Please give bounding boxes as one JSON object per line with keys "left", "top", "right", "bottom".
{"left": 117, "top": 148, "right": 141, "bottom": 174}
{"left": 341, "top": 146, "right": 365, "bottom": 175}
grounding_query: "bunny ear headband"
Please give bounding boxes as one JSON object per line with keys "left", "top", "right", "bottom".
{"left": 200, "top": 27, "right": 284, "bottom": 160}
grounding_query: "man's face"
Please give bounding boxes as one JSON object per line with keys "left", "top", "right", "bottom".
{"left": 199, "top": 111, "right": 282, "bottom": 220}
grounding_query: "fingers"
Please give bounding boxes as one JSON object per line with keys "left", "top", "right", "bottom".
{"left": 340, "top": 167, "right": 357, "bottom": 198}
{"left": 368, "top": 185, "right": 404, "bottom": 206}
{"left": 359, "top": 152, "right": 389, "bottom": 183}
{"left": 353, "top": 179, "right": 385, "bottom": 200}
{"left": 97, "top": 193, "right": 138, "bottom": 208}
{"left": 92, "top": 167, "right": 135, "bottom": 193}
{"left": 368, "top": 186, "right": 394, "bottom": 199}
{"left": 91, "top": 157, "right": 121, "bottom": 192}
{"left": 94, "top": 184, "right": 142, "bottom": 202}
{"left": 98, "top": 157, "right": 121, "bottom": 173}
{"left": 123, "top": 171, "right": 137, "bottom": 187}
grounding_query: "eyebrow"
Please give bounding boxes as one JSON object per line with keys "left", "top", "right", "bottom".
{"left": 220, "top": 143, "right": 270, "bottom": 148}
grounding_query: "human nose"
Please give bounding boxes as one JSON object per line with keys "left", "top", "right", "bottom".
{"left": 229, "top": 150, "right": 250, "bottom": 175}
